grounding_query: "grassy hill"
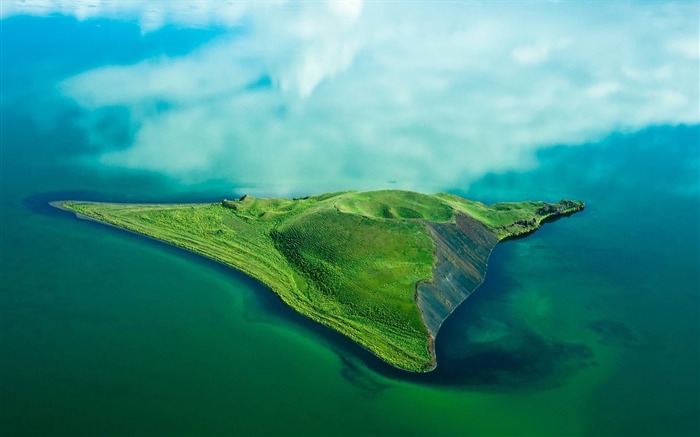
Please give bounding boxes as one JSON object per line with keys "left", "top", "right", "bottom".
{"left": 56, "top": 190, "right": 583, "bottom": 372}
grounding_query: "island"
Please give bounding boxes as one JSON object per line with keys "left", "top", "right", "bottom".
{"left": 52, "top": 190, "right": 584, "bottom": 372}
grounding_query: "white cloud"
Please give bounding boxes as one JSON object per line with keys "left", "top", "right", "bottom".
{"left": 512, "top": 44, "right": 551, "bottom": 65}
{"left": 586, "top": 82, "right": 621, "bottom": 98}
{"left": 5, "top": 0, "right": 698, "bottom": 193}
{"left": 668, "top": 37, "right": 699, "bottom": 60}
{"left": 511, "top": 39, "right": 570, "bottom": 66}
{"left": 2, "top": 0, "right": 252, "bottom": 31}
{"left": 256, "top": 2, "right": 364, "bottom": 97}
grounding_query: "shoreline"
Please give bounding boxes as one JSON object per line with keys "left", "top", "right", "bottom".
{"left": 419, "top": 240, "right": 500, "bottom": 370}
{"left": 48, "top": 200, "right": 430, "bottom": 375}
{"left": 416, "top": 212, "right": 498, "bottom": 369}
{"left": 49, "top": 196, "right": 585, "bottom": 375}
{"left": 50, "top": 201, "right": 228, "bottom": 259}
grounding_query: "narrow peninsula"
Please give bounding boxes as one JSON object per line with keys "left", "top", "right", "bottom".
{"left": 53, "top": 190, "right": 584, "bottom": 372}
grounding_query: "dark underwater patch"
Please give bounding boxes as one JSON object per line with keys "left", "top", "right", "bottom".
{"left": 338, "top": 356, "right": 392, "bottom": 398}
{"left": 435, "top": 327, "right": 595, "bottom": 391}
{"left": 588, "top": 319, "right": 647, "bottom": 348}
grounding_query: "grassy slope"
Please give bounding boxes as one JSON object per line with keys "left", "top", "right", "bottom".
{"left": 435, "top": 193, "right": 585, "bottom": 240}
{"left": 58, "top": 190, "right": 583, "bottom": 372}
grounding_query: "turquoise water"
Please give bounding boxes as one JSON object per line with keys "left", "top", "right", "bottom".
{"left": 2, "top": 14, "right": 699, "bottom": 436}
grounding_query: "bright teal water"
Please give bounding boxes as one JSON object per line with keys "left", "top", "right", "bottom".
{"left": 2, "top": 15, "right": 699, "bottom": 436}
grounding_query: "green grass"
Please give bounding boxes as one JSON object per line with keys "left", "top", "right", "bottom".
{"left": 334, "top": 190, "right": 453, "bottom": 221}
{"left": 435, "top": 193, "right": 585, "bottom": 239}
{"left": 58, "top": 190, "right": 583, "bottom": 371}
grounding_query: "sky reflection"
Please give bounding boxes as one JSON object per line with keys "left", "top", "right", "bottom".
{"left": 3, "top": 1, "right": 698, "bottom": 195}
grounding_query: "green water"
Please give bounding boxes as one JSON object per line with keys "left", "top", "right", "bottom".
{"left": 3, "top": 124, "right": 698, "bottom": 436}
{"left": 2, "top": 13, "right": 699, "bottom": 437}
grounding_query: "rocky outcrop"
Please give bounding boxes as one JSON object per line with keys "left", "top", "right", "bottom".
{"left": 535, "top": 199, "right": 582, "bottom": 216}
{"left": 495, "top": 200, "right": 585, "bottom": 239}
{"left": 416, "top": 213, "right": 498, "bottom": 339}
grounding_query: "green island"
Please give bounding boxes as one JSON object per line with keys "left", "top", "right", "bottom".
{"left": 53, "top": 190, "right": 584, "bottom": 372}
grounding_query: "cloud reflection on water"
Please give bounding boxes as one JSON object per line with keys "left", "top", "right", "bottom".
{"left": 5, "top": 1, "right": 699, "bottom": 195}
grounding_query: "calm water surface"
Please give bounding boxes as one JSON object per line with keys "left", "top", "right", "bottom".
{"left": 1, "top": 13, "right": 699, "bottom": 437}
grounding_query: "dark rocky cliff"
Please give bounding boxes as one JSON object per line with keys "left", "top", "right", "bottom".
{"left": 416, "top": 200, "right": 584, "bottom": 364}
{"left": 416, "top": 213, "right": 498, "bottom": 340}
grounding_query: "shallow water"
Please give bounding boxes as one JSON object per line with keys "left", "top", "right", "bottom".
{"left": 2, "top": 12, "right": 699, "bottom": 437}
